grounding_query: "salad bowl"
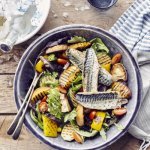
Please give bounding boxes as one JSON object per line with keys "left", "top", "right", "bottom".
{"left": 14, "top": 24, "right": 142, "bottom": 150}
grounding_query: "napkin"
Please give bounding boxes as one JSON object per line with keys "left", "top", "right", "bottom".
{"left": 110, "top": 0, "right": 150, "bottom": 149}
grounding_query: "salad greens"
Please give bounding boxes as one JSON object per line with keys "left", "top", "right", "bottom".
{"left": 64, "top": 109, "right": 77, "bottom": 123}
{"left": 68, "top": 36, "right": 86, "bottom": 44}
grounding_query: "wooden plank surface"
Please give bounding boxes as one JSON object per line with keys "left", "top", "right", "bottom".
{"left": 0, "top": 116, "right": 144, "bottom": 150}
{"left": 0, "top": 0, "right": 146, "bottom": 150}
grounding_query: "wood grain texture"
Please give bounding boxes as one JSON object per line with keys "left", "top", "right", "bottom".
{"left": 0, "top": 116, "right": 147, "bottom": 150}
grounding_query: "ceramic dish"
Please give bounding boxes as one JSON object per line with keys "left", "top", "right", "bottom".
{"left": 14, "top": 24, "right": 142, "bottom": 150}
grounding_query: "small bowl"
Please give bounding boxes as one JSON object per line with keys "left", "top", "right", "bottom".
{"left": 88, "top": 0, "right": 118, "bottom": 10}
{"left": 14, "top": 24, "right": 142, "bottom": 150}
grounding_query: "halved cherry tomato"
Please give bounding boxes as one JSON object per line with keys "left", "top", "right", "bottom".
{"left": 41, "top": 96, "right": 47, "bottom": 102}
{"left": 89, "top": 111, "right": 97, "bottom": 120}
{"left": 57, "top": 86, "right": 67, "bottom": 94}
{"left": 39, "top": 102, "right": 48, "bottom": 113}
{"left": 113, "top": 108, "right": 127, "bottom": 116}
{"left": 57, "top": 58, "right": 68, "bottom": 65}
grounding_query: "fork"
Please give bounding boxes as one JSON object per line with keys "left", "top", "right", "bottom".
{"left": 7, "top": 61, "right": 42, "bottom": 140}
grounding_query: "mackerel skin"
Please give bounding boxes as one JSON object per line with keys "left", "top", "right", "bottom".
{"left": 76, "top": 91, "right": 128, "bottom": 110}
{"left": 83, "top": 48, "right": 99, "bottom": 92}
{"left": 66, "top": 48, "right": 112, "bottom": 86}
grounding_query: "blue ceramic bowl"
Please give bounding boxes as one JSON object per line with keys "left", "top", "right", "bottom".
{"left": 14, "top": 24, "right": 142, "bottom": 150}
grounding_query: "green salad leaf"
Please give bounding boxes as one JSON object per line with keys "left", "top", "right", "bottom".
{"left": 39, "top": 72, "right": 59, "bottom": 88}
{"left": 114, "top": 123, "right": 124, "bottom": 131}
{"left": 47, "top": 54, "right": 56, "bottom": 61}
{"left": 68, "top": 36, "right": 86, "bottom": 44}
{"left": 91, "top": 38, "right": 109, "bottom": 53}
{"left": 100, "top": 128, "right": 107, "bottom": 141}
{"left": 64, "top": 109, "right": 77, "bottom": 122}
{"left": 47, "top": 88, "right": 63, "bottom": 119}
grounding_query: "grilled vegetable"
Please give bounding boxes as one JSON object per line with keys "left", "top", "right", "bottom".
{"left": 76, "top": 104, "right": 84, "bottom": 126}
{"left": 59, "top": 66, "right": 80, "bottom": 88}
{"left": 46, "top": 44, "right": 68, "bottom": 54}
{"left": 72, "top": 132, "right": 84, "bottom": 143}
{"left": 42, "top": 115, "right": 58, "bottom": 137}
{"left": 76, "top": 91, "right": 128, "bottom": 110}
{"left": 69, "top": 42, "right": 91, "bottom": 50}
{"left": 83, "top": 48, "right": 99, "bottom": 92}
{"left": 61, "top": 124, "right": 74, "bottom": 141}
{"left": 111, "top": 53, "right": 122, "bottom": 65}
{"left": 101, "top": 63, "right": 111, "bottom": 72}
{"left": 111, "top": 63, "right": 127, "bottom": 81}
{"left": 111, "top": 82, "right": 131, "bottom": 98}
{"left": 113, "top": 108, "right": 127, "bottom": 116}
{"left": 97, "top": 52, "right": 111, "bottom": 65}
{"left": 31, "top": 87, "right": 50, "bottom": 104}
{"left": 60, "top": 93, "right": 71, "bottom": 112}
{"left": 57, "top": 85, "right": 67, "bottom": 94}
{"left": 91, "top": 112, "right": 106, "bottom": 131}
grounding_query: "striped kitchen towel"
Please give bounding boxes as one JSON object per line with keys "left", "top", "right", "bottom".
{"left": 110, "top": 0, "right": 150, "bottom": 149}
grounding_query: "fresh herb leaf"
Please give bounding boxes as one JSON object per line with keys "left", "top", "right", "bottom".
{"left": 47, "top": 88, "right": 63, "bottom": 119}
{"left": 64, "top": 109, "right": 77, "bottom": 122}
{"left": 68, "top": 36, "right": 86, "bottom": 44}
{"left": 114, "top": 123, "right": 124, "bottom": 131}
{"left": 72, "top": 73, "right": 82, "bottom": 85}
{"left": 71, "top": 84, "right": 82, "bottom": 93}
{"left": 100, "top": 128, "right": 107, "bottom": 140}
{"left": 90, "top": 38, "right": 109, "bottom": 53}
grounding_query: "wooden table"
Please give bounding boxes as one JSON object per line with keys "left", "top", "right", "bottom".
{"left": 0, "top": 0, "right": 146, "bottom": 149}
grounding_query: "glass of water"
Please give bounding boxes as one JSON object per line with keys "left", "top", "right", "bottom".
{"left": 88, "top": 0, "right": 118, "bottom": 10}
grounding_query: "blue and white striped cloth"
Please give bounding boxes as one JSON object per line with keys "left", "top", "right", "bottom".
{"left": 110, "top": 0, "right": 150, "bottom": 149}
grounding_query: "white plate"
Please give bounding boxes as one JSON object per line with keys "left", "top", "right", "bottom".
{"left": 15, "top": 0, "right": 51, "bottom": 45}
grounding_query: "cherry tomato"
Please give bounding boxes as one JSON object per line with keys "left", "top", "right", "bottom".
{"left": 57, "top": 86, "right": 67, "bottom": 94}
{"left": 113, "top": 108, "right": 127, "bottom": 116}
{"left": 57, "top": 58, "right": 68, "bottom": 65}
{"left": 39, "top": 102, "right": 48, "bottom": 113}
{"left": 89, "top": 111, "right": 97, "bottom": 120}
{"left": 41, "top": 96, "right": 47, "bottom": 102}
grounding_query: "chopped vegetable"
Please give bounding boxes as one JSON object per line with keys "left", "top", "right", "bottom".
{"left": 101, "top": 63, "right": 111, "bottom": 72}
{"left": 47, "top": 88, "right": 63, "bottom": 119}
{"left": 76, "top": 104, "right": 84, "bottom": 126}
{"left": 114, "top": 123, "right": 124, "bottom": 131}
{"left": 46, "top": 44, "right": 68, "bottom": 54}
{"left": 71, "top": 84, "right": 82, "bottom": 93}
{"left": 42, "top": 115, "right": 58, "bottom": 137}
{"left": 100, "top": 128, "right": 107, "bottom": 140}
{"left": 39, "top": 102, "right": 48, "bottom": 113}
{"left": 47, "top": 54, "right": 56, "bottom": 61}
{"left": 57, "top": 85, "right": 67, "bottom": 94}
{"left": 72, "top": 132, "right": 84, "bottom": 143}
{"left": 39, "top": 72, "right": 59, "bottom": 88}
{"left": 89, "top": 111, "right": 96, "bottom": 120}
{"left": 68, "top": 36, "right": 86, "bottom": 44}
{"left": 31, "top": 87, "right": 50, "bottom": 104}
{"left": 91, "top": 38, "right": 109, "bottom": 53}
{"left": 35, "top": 60, "right": 44, "bottom": 73}
{"left": 91, "top": 112, "right": 106, "bottom": 131}
{"left": 111, "top": 53, "right": 122, "bottom": 65}
{"left": 57, "top": 58, "right": 68, "bottom": 65}
{"left": 64, "top": 109, "right": 77, "bottom": 123}
{"left": 69, "top": 42, "right": 91, "bottom": 50}
{"left": 60, "top": 93, "right": 71, "bottom": 113}
{"left": 113, "top": 108, "right": 127, "bottom": 116}
{"left": 61, "top": 124, "right": 74, "bottom": 141}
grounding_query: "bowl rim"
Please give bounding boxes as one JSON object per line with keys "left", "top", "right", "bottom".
{"left": 15, "top": 0, "right": 51, "bottom": 45}
{"left": 14, "top": 24, "right": 143, "bottom": 150}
